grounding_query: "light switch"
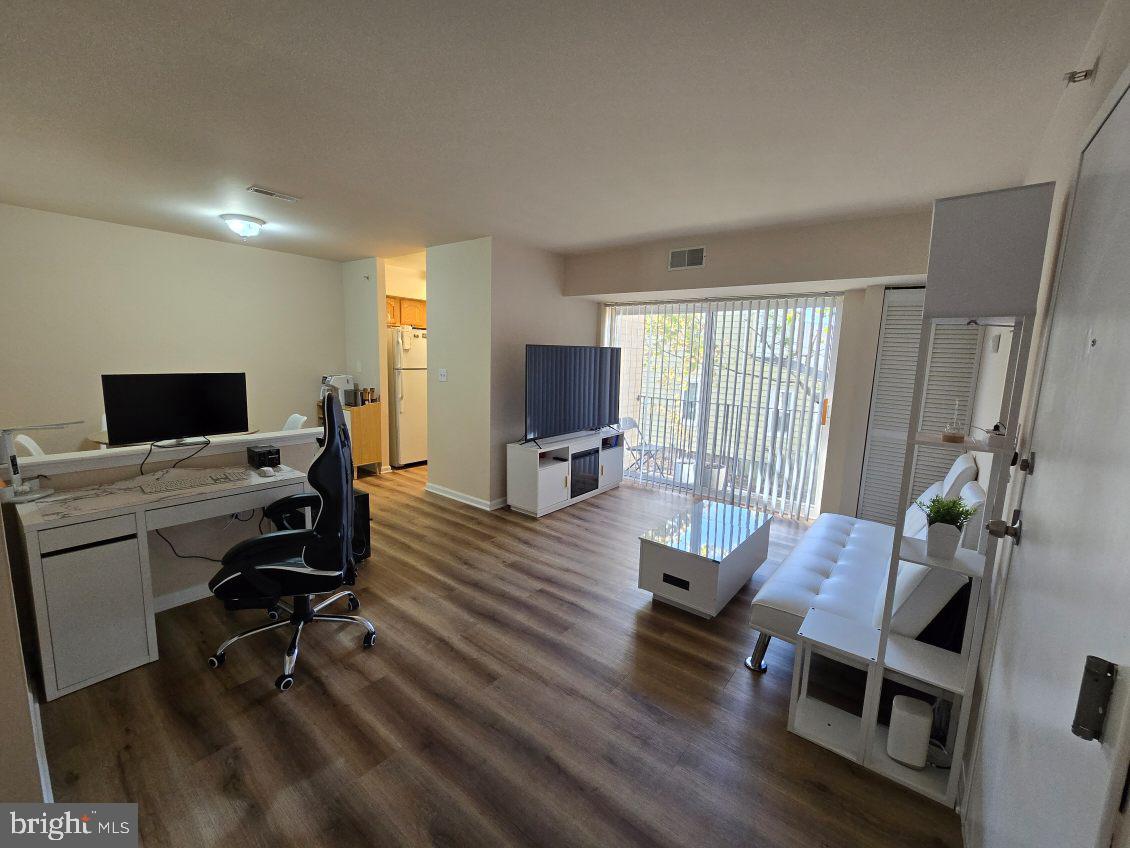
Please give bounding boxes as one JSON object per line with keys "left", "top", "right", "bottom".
{"left": 438, "top": 368, "right": 448, "bottom": 382}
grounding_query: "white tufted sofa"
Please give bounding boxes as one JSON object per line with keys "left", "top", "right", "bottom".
{"left": 746, "top": 454, "right": 984, "bottom": 672}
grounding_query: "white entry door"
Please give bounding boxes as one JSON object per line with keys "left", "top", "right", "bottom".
{"left": 968, "top": 85, "right": 1130, "bottom": 847}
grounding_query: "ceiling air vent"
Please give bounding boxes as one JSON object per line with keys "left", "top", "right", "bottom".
{"left": 668, "top": 246, "right": 705, "bottom": 270}
{"left": 246, "top": 185, "right": 300, "bottom": 203}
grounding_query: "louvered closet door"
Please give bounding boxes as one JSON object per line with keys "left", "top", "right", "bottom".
{"left": 857, "top": 288, "right": 924, "bottom": 523}
{"left": 910, "top": 323, "right": 982, "bottom": 496}
{"left": 857, "top": 288, "right": 982, "bottom": 524}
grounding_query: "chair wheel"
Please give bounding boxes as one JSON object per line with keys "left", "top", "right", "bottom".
{"left": 208, "top": 652, "right": 225, "bottom": 669}
{"left": 275, "top": 674, "right": 295, "bottom": 691}
{"left": 362, "top": 632, "right": 377, "bottom": 648}
{"left": 267, "top": 607, "right": 282, "bottom": 621}
{"left": 347, "top": 595, "right": 360, "bottom": 611}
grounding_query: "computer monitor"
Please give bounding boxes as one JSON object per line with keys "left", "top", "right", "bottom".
{"left": 101, "top": 373, "right": 249, "bottom": 446}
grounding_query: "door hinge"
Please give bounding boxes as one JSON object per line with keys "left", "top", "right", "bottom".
{"left": 986, "top": 509, "right": 1022, "bottom": 546}
{"left": 1018, "top": 452, "right": 1036, "bottom": 475}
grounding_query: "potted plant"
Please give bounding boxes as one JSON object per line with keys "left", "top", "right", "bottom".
{"left": 915, "top": 495, "right": 979, "bottom": 560}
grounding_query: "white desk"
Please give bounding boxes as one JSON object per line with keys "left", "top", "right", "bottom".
{"left": 15, "top": 467, "right": 308, "bottom": 700}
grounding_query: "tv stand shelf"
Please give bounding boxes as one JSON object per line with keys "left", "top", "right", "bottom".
{"left": 507, "top": 428, "right": 623, "bottom": 517}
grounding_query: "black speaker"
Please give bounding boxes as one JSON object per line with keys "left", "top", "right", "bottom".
{"left": 352, "top": 489, "right": 371, "bottom": 561}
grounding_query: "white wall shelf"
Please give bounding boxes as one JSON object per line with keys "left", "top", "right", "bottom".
{"left": 866, "top": 725, "right": 950, "bottom": 803}
{"left": 899, "top": 537, "right": 985, "bottom": 579}
{"left": 797, "top": 608, "right": 880, "bottom": 663}
{"left": 883, "top": 634, "right": 967, "bottom": 695}
{"left": 792, "top": 698, "right": 865, "bottom": 762}
{"left": 913, "top": 431, "right": 1014, "bottom": 455}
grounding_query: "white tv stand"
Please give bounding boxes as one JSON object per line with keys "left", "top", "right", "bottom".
{"left": 506, "top": 428, "right": 624, "bottom": 517}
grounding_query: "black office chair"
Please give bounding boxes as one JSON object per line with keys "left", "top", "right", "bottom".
{"left": 206, "top": 395, "right": 376, "bottom": 691}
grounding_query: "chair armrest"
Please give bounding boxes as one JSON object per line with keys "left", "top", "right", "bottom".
{"left": 264, "top": 493, "right": 321, "bottom": 530}
{"left": 222, "top": 529, "right": 315, "bottom": 569}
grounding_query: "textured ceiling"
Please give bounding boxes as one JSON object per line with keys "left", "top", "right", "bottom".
{"left": 0, "top": 1, "right": 1102, "bottom": 260}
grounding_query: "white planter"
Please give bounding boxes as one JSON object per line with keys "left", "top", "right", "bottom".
{"left": 672, "top": 461, "right": 728, "bottom": 491}
{"left": 673, "top": 460, "right": 695, "bottom": 486}
{"left": 926, "top": 522, "right": 961, "bottom": 560}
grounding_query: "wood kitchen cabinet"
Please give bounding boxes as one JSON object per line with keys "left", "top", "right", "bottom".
{"left": 399, "top": 298, "right": 426, "bottom": 328}
{"left": 385, "top": 297, "right": 401, "bottom": 326}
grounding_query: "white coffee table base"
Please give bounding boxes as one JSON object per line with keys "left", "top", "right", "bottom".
{"left": 638, "top": 511, "right": 772, "bottom": 619}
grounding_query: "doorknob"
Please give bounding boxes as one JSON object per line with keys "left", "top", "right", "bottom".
{"left": 986, "top": 509, "right": 1022, "bottom": 546}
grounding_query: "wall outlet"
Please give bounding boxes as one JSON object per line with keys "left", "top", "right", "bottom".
{"left": 438, "top": 368, "right": 448, "bottom": 382}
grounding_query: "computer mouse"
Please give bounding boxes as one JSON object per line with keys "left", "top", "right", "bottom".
{"left": 259, "top": 466, "right": 276, "bottom": 477}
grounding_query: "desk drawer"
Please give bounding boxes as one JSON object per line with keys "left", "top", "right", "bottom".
{"left": 39, "top": 514, "right": 138, "bottom": 555}
{"left": 145, "top": 482, "right": 304, "bottom": 530}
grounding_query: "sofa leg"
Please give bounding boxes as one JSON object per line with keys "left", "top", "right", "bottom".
{"left": 745, "top": 633, "right": 771, "bottom": 673}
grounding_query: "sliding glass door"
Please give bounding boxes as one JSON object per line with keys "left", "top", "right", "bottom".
{"left": 607, "top": 295, "right": 842, "bottom": 520}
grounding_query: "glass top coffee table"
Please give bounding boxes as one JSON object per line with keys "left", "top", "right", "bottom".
{"left": 638, "top": 502, "right": 773, "bottom": 618}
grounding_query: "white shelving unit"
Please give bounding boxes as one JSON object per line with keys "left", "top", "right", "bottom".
{"left": 912, "top": 431, "right": 1016, "bottom": 455}
{"left": 787, "top": 184, "right": 1052, "bottom": 808}
{"left": 899, "top": 537, "right": 985, "bottom": 579}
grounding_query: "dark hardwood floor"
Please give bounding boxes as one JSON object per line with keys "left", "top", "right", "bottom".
{"left": 41, "top": 467, "right": 962, "bottom": 847}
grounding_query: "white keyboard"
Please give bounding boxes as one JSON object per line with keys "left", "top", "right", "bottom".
{"left": 140, "top": 468, "right": 250, "bottom": 495}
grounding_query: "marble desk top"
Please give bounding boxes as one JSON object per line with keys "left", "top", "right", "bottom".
{"left": 16, "top": 466, "right": 305, "bottom": 530}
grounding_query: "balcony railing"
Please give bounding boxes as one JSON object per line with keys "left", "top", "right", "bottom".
{"left": 623, "top": 394, "right": 823, "bottom": 513}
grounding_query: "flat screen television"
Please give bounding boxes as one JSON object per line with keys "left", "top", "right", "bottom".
{"left": 101, "top": 372, "right": 249, "bottom": 446}
{"left": 524, "top": 345, "right": 620, "bottom": 441}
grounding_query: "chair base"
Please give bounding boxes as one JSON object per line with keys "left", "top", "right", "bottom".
{"left": 208, "top": 591, "right": 375, "bottom": 691}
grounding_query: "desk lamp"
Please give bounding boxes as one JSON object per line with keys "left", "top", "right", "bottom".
{"left": 0, "top": 421, "right": 83, "bottom": 503}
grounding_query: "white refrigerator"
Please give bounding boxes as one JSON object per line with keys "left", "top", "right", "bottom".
{"left": 390, "top": 326, "right": 428, "bottom": 466}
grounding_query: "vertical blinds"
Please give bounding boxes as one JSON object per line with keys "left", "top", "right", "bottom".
{"left": 607, "top": 295, "right": 841, "bottom": 521}
{"left": 857, "top": 288, "right": 981, "bottom": 524}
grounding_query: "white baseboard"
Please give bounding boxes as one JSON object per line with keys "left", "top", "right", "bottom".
{"left": 153, "top": 585, "right": 211, "bottom": 613}
{"left": 424, "top": 482, "right": 506, "bottom": 511}
{"left": 28, "top": 689, "right": 52, "bottom": 802}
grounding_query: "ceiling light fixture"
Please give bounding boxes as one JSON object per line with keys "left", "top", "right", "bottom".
{"left": 220, "top": 213, "right": 265, "bottom": 238}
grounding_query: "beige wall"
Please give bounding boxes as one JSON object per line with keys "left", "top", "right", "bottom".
{"left": 385, "top": 256, "right": 427, "bottom": 300}
{"left": 0, "top": 509, "right": 49, "bottom": 802}
{"left": 820, "top": 285, "right": 886, "bottom": 515}
{"left": 342, "top": 258, "right": 381, "bottom": 389}
{"left": 424, "top": 238, "right": 493, "bottom": 505}
{"left": 965, "top": 1, "right": 1130, "bottom": 844}
{"left": 563, "top": 210, "right": 932, "bottom": 298}
{"left": 0, "top": 203, "right": 345, "bottom": 453}
{"left": 424, "top": 237, "right": 600, "bottom": 507}
{"left": 343, "top": 257, "right": 391, "bottom": 467}
{"left": 489, "top": 238, "right": 600, "bottom": 504}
